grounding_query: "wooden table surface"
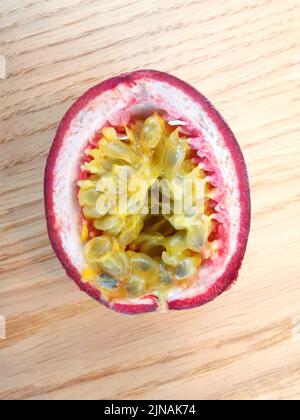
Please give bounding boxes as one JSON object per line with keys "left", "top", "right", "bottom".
{"left": 1, "top": 0, "right": 300, "bottom": 401}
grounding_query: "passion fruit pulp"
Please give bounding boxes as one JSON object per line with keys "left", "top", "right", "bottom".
{"left": 78, "top": 113, "right": 216, "bottom": 302}
{"left": 44, "top": 70, "right": 250, "bottom": 314}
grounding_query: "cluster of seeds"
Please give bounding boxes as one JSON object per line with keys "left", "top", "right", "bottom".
{"left": 78, "top": 113, "right": 217, "bottom": 301}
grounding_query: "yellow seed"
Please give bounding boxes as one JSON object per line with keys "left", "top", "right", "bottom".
{"left": 102, "top": 127, "right": 118, "bottom": 142}
{"left": 88, "top": 148, "right": 102, "bottom": 159}
{"left": 132, "top": 120, "right": 144, "bottom": 139}
{"left": 78, "top": 179, "right": 96, "bottom": 190}
{"left": 141, "top": 113, "right": 165, "bottom": 150}
{"left": 83, "top": 236, "right": 114, "bottom": 263}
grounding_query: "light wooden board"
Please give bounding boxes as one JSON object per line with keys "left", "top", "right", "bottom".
{"left": 1, "top": 0, "right": 300, "bottom": 400}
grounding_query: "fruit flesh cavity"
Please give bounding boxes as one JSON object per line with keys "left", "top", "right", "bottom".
{"left": 78, "top": 113, "right": 218, "bottom": 302}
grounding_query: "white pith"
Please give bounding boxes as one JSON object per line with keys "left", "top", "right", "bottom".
{"left": 52, "top": 78, "right": 240, "bottom": 306}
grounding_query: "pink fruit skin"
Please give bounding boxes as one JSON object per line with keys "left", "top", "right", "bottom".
{"left": 44, "top": 70, "right": 250, "bottom": 314}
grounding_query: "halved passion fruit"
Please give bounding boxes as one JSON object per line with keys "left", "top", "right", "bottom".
{"left": 44, "top": 70, "right": 250, "bottom": 314}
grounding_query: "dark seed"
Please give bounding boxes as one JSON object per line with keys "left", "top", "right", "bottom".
{"left": 159, "top": 265, "right": 172, "bottom": 284}
{"left": 126, "top": 275, "right": 145, "bottom": 295}
{"left": 175, "top": 262, "right": 188, "bottom": 280}
{"left": 97, "top": 274, "right": 119, "bottom": 289}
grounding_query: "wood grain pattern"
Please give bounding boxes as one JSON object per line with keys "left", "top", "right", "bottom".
{"left": 1, "top": 0, "right": 300, "bottom": 400}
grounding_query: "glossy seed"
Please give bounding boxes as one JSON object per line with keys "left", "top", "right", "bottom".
{"left": 100, "top": 251, "right": 130, "bottom": 278}
{"left": 83, "top": 236, "right": 113, "bottom": 263}
{"left": 102, "top": 127, "right": 118, "bottom": 141}
{"left": 117, "top": 216, "right": 144, "bottom": 247}
{"left": 141, "top": 114, "right": 165, "bottom": 149}
{"left": 175, "top": 262, "right": 189, "bottom": 279}
{"left": 175, "top": 258, "right": 198, "bottom": 280}
{"left": 186, "top": 225, "right": 205, "bottom": 251}
{"left": 102, "top": 139, "right": 137, "bottom": 165}
{"left": 78, "top": 187, "right": 100, "bottom": 207}
{"left": 94, "top": 215, "right": 124, "bottom": 236}
{"left": 83, "top": 206, "right": 103, "bottom": 219}
{"left": 95, "top": 194, "right": 114, "bottom": 216}
{"left": 168, "top": 148, "right": 182, "bottom": 166}
{"left": 126, "top": 274, "right": 145, "bottom": 296}
{"left": 132, "top": 256, "right": 151, "bottom": 271}
{"left": 162, "top": 251, "right": 178, "bottom": 266}
{"left": 159, "top": 265, "right": 172, "bottom": 284}
{"left": 97, "top": 274, "right": 120, "bottom": 289}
